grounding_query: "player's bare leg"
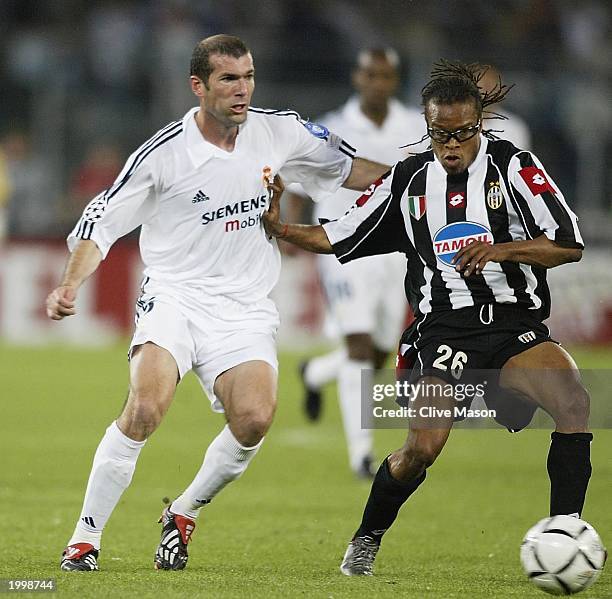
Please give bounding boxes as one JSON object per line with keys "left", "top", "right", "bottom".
{"left": 118, "top": 343, "right": 180, "bottom": 440}
{"left": 341, "top": 377, "right": 454, "bottom": 575}
{"left": 500, "top": 342, "right": 592, "bottom": 517}
{"left": 62, "top": 343, "right": 178, "bottom": 571}
{"left": 160, "top": 361, "right": 277, "bottom": 570}
{"left": 216, "top": 360, "right": 278, "bottom": 446}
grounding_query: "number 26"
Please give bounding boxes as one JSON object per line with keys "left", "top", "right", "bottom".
{"left": 432, "top": 344, "right": 467, "bottom": 379}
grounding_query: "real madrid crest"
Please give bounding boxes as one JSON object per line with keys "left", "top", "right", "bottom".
{"left": 487, "top": 181, "right": 504, "bottom": 209}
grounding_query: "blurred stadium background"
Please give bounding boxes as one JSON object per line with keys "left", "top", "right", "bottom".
{"left": 0, "top": 0, "right": 611, "bottom": 348}
{"left": 0, "top": 3, "right": 611, "bottom": 596}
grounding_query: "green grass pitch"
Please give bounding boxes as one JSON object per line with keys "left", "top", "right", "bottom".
{"left": 0, "top": 344, "right": 609, "bottom": 598}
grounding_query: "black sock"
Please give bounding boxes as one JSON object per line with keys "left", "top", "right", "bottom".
{"left": 354, "top": 458, "right": 426, "bottom": 543}
{"left": 547, "top": 432, "right": 593, "bottom": 517}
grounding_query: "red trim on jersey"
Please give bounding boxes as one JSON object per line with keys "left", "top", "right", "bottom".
{"left": 519, "top": 166, "right": 555, "bottom": 196}
{"left": 356, "top": 175, "right": 385, "bottom": 207}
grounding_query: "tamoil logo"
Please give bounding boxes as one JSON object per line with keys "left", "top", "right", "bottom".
{"left": 433, "top": 221, "right": 493, "bottom": 267}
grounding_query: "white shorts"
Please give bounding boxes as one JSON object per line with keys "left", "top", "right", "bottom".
{"left": 318, "top": 252, "right": 407, "bottom": 351}
{"left": 129, "top": 281, "right": 279, "bottom": 413}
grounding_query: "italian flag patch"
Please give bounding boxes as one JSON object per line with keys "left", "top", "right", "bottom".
{"left": 407, "top": 195, "right": 426, "bottom": 220}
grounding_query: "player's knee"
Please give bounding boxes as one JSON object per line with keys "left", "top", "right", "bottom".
{"left": 235, "top": 408, "right": 275, "bottom": 445}
{"left": 120, "top": 389, "right": 166, "bottom": 439}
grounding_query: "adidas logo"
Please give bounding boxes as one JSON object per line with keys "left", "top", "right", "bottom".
{"left": 192, "top": 190, "right": 210, "bottom": 203}
{"left": 81, "top": 516, "right": 96, "bottom": 528}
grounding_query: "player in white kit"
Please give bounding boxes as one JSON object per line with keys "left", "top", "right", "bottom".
{"left": 293, "top": 48, "right": 426, "bottom": 478}
{"left": 46, "top": 35, "right": 388, "bottom": 572}
{"left": 477, "top": 65, "right": 531, "bottom": 150}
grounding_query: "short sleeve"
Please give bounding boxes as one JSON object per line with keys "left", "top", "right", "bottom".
{"left": 67, "top": 152, "right": 157, "bottom": 259}
{"left": 322, "top": 167, "right": 405, "bottom": 263}
{"left": 278, "top": 118, "right": 355, "bottom": 200}
{"left": 509, "top": 151, "right": 583, "bottom": 249}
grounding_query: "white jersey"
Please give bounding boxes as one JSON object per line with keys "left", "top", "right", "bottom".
{"left": 313, "top": 96, "right": 426, "bottom": 222}
{"left": 69, "top": 106, "right": 354, "bottom": 303}
{"left": 490, "top": 107, "right": 531, "bottom": 150}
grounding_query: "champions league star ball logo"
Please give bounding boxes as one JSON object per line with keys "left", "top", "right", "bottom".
{"left": 433, "top": 222, "right": 493, "bottom": 267}
{"left": 302, "top": 121, "right": 329, "bottom": 139}
{"left": 83, "top": 196, "right": 108, "bottom": 222}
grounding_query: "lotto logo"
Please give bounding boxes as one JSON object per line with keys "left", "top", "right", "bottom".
{"left": 448, "top": 192, "right": 465, "bottom": 208}
{"left": 519, "top": 166, "right": 555, "bottom": 195}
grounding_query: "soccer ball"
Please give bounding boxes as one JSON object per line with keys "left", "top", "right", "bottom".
{"left": 520, "top": 515, "right": 607, "bottom": 595}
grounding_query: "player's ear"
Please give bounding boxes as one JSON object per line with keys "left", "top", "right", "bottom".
{"left": 190, "top": 75, "right": 206, "bottom": 98}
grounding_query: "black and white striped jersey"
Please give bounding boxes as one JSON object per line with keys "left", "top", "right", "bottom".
{"left": 322, "top": 136, "right": 583, "bottom": 319}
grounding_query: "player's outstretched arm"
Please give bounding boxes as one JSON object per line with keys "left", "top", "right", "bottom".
{"left": 263, "top": 175, "right": 333, "bottom": 254}
{"left": 342, "top": 157, "right": 390, "bottom": 191}
{"left": 453, "top": 234, "right": 582, "bottom": 277}
{"left": 46, "top": 240, "right": 103, "bottom": 320}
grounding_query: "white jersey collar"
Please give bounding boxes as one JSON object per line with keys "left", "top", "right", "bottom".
{"left": 341, "top": 96, "right": 405, "bottom": 132}
{"left": 184, "top": 106, "right": 247, "bottom": 166}
{"left": 468, "top": 134, "right": 489, "bottom": 174}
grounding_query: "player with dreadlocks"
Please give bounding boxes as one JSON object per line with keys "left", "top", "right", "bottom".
{"left": 406, "top": 59, "right": 514, "bottom": 151}
{"left": 262, "top": 59, "right": 592, "bottom": 576}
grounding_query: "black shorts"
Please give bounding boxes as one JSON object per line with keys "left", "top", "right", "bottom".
{"left": 397, "top": 303, "right": 553, "bottom": 380}
{"left": 396, "top": 304, "right": 555, "bottom": 429}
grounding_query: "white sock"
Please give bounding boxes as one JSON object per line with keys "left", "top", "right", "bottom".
{"left": 338, "top": 359, "right": 374, "bottom": 472}
{"left": 304, "top": 348, "right": 346, "bottom": 389}
{"left": 67, "top": 421, "right": 145, "bottom": 550}
{"left": 170, "top": 425, "right": 263, "bottom": 519}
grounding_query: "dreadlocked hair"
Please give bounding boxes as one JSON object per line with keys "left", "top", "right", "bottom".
{"left": 423, "top": 59, "right": 512, "bottom": 110}
{"left": 416, "top": 59, "right": 514, "bottom": 143}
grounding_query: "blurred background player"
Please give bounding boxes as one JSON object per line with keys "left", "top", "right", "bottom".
{"left": 288, "top": 48, "right": 426, "bottom": 478}
{"left": 0, "top": 142, "right": 9, "bottom": 244}
{"left": 477, "top": 64, "right": 532, "bottom": 150}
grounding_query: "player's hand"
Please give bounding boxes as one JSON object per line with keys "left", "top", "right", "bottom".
{"left": 262, "top": 172, "right": 287, "bottom": 238}
{"left": 46, "top": 285, "right": 77, "bottom": 320}
{"left": 452, "top": 241, "right": 511, "bottom": 277}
